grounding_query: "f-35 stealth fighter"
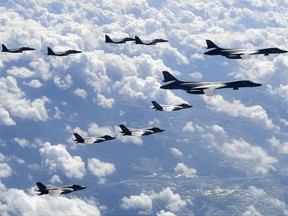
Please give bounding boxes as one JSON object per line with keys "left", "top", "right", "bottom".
{"left": 135, "top": 36, "right": 168, "bottom": 45}
{"left": 35, "top": 182, "right": 86, "bottom": 196}
{"left": 73, "top": 133, "right": 115, "bottom": 144}
{"left": 151, "top": 101, "right": 192, "bottom": 112}
{"left": 47, "top": 47, "right": 82, "bottom": 56}
{"left": 2, "top": 44, "right": 35, "bottom": 53}
{"left": 105, "top": 35, "right": 135, "bottom": 43}
{"left": 204, "top": 40, "right": 287, "bottom": 59}
{"left": 160, "top": 71, "right": 261, "bottom": 96}
{"left": 119, "top": 124, "right": 165, "bottom": 136}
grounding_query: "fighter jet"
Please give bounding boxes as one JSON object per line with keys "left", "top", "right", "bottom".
{"left": 47, "top": 47, "right": 82, "bottom": 56}
{"left": 1, "top": 44, "right": 35, "bottom": 53}
{"left": 204, "top": 40, "right": 287, "bottom": 59}
{"left": 119, "top": 124, "right": 164, "bottom": 136}
{"left": 151, "top": 101, "right": 192, "bottom": 112}
{"left": 160, "top": 71, "right": 261, "bottom": 96}
{"left": 135, "top": 36, "right": 168, "bottom": 45}
{"left": 73, "top": 133, "right": 115, "bottom": 144}
{"left": 105, "top": 35, "right": 135, "bottom": 44}
{"left": 35, "top": 182, "right": 86, "bottom": 196}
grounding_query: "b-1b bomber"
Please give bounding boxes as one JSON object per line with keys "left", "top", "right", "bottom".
{"left": 160, "top": 71, "right": 261, "bottom": 96}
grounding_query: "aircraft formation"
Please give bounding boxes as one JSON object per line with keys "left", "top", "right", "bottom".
{"left": 2, "top": 35, "right": 286, "bottom": 196}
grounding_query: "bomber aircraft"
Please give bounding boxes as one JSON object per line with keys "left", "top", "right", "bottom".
{"left": 135, "top": 36, "right": 168, "bottom": 45}
{"left": 160, "top": 71, "right": 261, "bottom": 96}
{"left": 35, "top": 182, "right": 86, "bottom": 196}
{"left": 119, "top": 124, "right": 164, "bottom": 136}
{"left": 2, "top": 44, "right": 35, "bottom": 53}
{"left": 105, "top": 35, "right": 135, "bottom": 43}
{"left": 151, "top": 101, "right": 192, "bottom": 112}
{"left": 204, "top": 40, "right": 287, "bottom": 59}
{"left": 47, "top": 47, "right": 82, "bottom": 56}
{"left": 73, "top": 133, "right": 115, "bottom": 144}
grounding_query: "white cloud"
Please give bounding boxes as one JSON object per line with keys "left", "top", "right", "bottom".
{"left": 174, "top": 163, "right": 197, "bottom": 177}
{"left": 13, "top": 137, "right": 30, "bottom": 148}
{"left": 157, "top": 210, "right": 176, "bottom": 216}
{"left": 0, "top": 182, "right": 101, "bottom": 216}
{"left": 242, "top": 205, "right": 262, "bottom": 216}
{"left": 0, "top": 163, "right": 13, "bottom": 178}
{"left": 88, "top": 158, "right": 116, "bottom": 184}
{"left": 23, "top": 79, "right": 43, "bottom": 88}
{"left": 6, "top": 66, "right": 35, "bottom": 78}
{"left": 183, "top": 121, "right": 204, "bottom": 133}
{"left": 211, "top": 124, "right": 225, "bottom": 135}
{"left": 95, "top": 93, "right": 114, "bottom": 108}
{"left": 39, "top": 142, "right": 86, "bottom": 179}
{"left": 50, "top": 175, "right": 62, "bottom": 184}
{"left": 74, "top": 88, "right": 87, "bottom": 99}
{"left": 53, "top": 74, "right": 73, "bottom": 90}
{"left": 0, "top": 76, "right": 49, "bottom": 125}
{"left": 121, "top": 193, "right": 153, "bottom": 214}
{"left": 204, "top": 95, "right": 277, "bottom": 131}
{"left": 267, "top": 136, "right": 288, "bottom": 154}
{"left": 170, "top": 148, "right": 183, "bottom": 159}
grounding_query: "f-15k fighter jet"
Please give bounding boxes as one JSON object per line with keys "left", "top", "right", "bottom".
{"left": 47, "top": 47, "right": 82, "bottom": 56}
{"left": 35, "top": 182, "right": 86, "bottom": 196}
{"left": 2, "top": 44, "right": 35, "bottom": 53}
{"left": 105, "top": 35, "right": 135, "bottom": 43}
{"left": 135, "top": 36, "right": 168, "bottom": 45}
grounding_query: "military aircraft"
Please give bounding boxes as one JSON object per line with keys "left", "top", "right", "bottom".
{"left": 73, "top": 133, "right": 115, "bottom": 144}
{"left": 119, "top": 124, "right": 164, "bottom": 136}
{"left": 47, "top": 47, "right": 82, "bottom": 56}
{"left": 1, "top": 44, "right": 35, "bottom": 53}
{"left": 135, "top": 36, "right": 168, "bottom": 45}
{"left": 204, "top": 40, "right": 287, "bottom": 59}
{"left": 160, "top": 71, "right": 261, "bottom": 96}
{"left": 105, "top": 35, "right": 135, "bottom": 44}
{"left": 151, "top": 101, "right": 192, "bottom": 112}
{"left": 35, "top": 182, "right": 86, "bottom": 196}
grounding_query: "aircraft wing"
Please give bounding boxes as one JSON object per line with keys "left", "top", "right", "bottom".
{"left": 48, "top": 189, "right": 64, "bottom": 196}
{"left": 193, "top": 84, "right": 226, "bottom": 96}
{"left": 132, "top": 130, "right": 146, "bottom": 136}
{"left": 163, "top": 106, "right": 175, "bottom": 112}
{"left": 230, "top": 50, "right": 259, "bottom": 59}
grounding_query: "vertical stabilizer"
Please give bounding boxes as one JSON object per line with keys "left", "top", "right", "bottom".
{"left": 47, "top": 47, "right": 55, "bottom": 55}
{"left": 162, "top": 71, "right": 179, "bottom": 82}
{"left": 151, "top": 101, "right": 163, "bottom": 111}
{"left": 119, "top": 124, "right": 132, "bottom": 135}
{"left": 105, "top": 35, "right": 113, "bottom": 43}
{"left": 135, "top": 36, "right": 144, "bottom": 44}
{"left": 2, "top": 44, "right": 9, "bottom": 52}
{"left": 206, "top": 40, "right": 219, "bottom": 49}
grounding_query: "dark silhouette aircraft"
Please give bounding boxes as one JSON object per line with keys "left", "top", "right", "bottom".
{"left": 105, "top": 35, "right": 135, "bottom": 44}
{"left": 2, "top": 44, "right": 35, "bottom": 53}
{"left": 151, "top": 101, "right": 192, "bottom": 112}
{"left": 204, "top": 40, "right": 287, "bottom": 59}
{"left": 160, "top": 71, "right": 261, "bottom": 96}
{"left": 47, "top": 47, "right": 82, "bottom": 56}
{"left": 73, "top": 133, "right": 115, "bottom": 144}
{"left": 119, "top": 124, "right": 164, "bottom": 136}
{"left": 135, "top": 36, "right": 168, "bottom": 45}
{"left": 35, "top": 182, "right": 86, "bottom": 196}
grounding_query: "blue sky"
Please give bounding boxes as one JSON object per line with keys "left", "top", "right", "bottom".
{"left": 1, "top": 1, "right": 288, "bottom": 215}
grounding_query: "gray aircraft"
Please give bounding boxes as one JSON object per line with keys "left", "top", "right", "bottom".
{"left": 35, "top": 182, "right": 86, "bottom": 196}
{"left": 204, "top": 40, "right": 287, "bottom": 59}
{"left": 2, "top": 44, "right": 35, "bottom": 53}
{"left": 105, "top": 35, "right": 135, "bottom": 44}
{"left": 151, "top": 101, "right": 192, "bottom": 112}
{"left": 73, "top": 133, "right": 115, "bottom": 144}
{"left": 160, "top": 71, "right": 261, "bottom": 96}
{"left": 135, "top": 36, "right": 168, "bottom": 45}
{"left": 47, "top": 47, "right": 82, "bottom": 56}
{"left": 119, "top": 124, "right": 164, "bottom": 136}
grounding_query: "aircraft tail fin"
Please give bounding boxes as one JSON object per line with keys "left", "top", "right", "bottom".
{"left": 36, "top": 182, "right": 46, "bottom": 190}
{"left": 151, "top": 101, "right": 163, "bottom": 110}
{"left": 47, "top": 47, "right": 55, "bottom": 55}
{"left": 206, "top": 40, "right": 219, "bottom": 49}
{"left": 119, "top": 124, "right": 132, "bottom": 135}
{"left": 162, "top": 71, "right": 179, "bottom": 82}
{"left": 105, "top": 35, "right": 113, "bottom": 43}
{"left": 2, "top": 44, "right": 9, "bottom": 52}
{"left": 73, "top": 133, "right": 85, "bottom": 143}
{"left": 135, "top": 36, "right": 144, "bottom": 44}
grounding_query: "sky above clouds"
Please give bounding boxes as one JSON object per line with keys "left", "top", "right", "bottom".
{"left": 1, "top": 0, "right": 288, "bottom": 215}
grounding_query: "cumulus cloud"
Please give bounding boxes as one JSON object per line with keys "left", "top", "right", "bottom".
{"left": 0, "top": 182, "right": 101, "bottom": 216}
{"left": 95, "top": 93, "right": 115, "bottom": 108}
{"left": 174, "top": 163, "right": 197, "bottom": 177}
{"left": 23, "top": 79, "right": 43, "bottom": 88}
{"left": 0, "top": 76, "right": 49, "bottom": 125}
{"left": 53, "top": 74, "right": 73, "bottom": 90}
{"left": 13, "top": 137, "right": 30, "bottom": 148}
{"left": 74, "top": 88, "right": 87, "bottom": 99}
{"left": 121, "top": 187, "right": 186, "bottom": 214}
{"left": 204, "top": 95, "right": 277, "bottom": 131}
{"left": 39, "top": 142, "right": 86, "bottom": 179}
{"left": 170, "top": 148, "right": 183, "bottom": 159}
{"left": 183, "top": 121, "right": 204, "bottom": 133}
{"left": 88, "top": 158, "right": 116, "bottom": 184}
